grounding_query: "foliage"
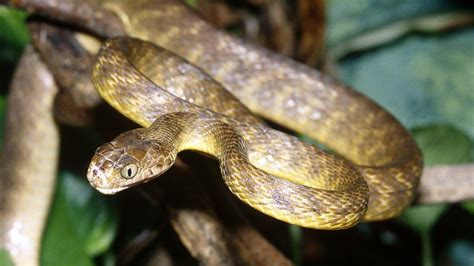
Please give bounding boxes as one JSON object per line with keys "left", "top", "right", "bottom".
{"left": 0, "top": 249, "right": 14, "bottom": 266}
{"left": 41, "top": 172, "right": 117, "bottom": 265}
{"left": 329, "top": 0, "right": 474, "bottom": 265}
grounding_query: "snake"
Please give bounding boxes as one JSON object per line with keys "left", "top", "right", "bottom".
{"left": 0, "top": 10, "right": 422, "bottom": 266}
{"left": 86, "top": 0, "right": 423, "bottom": 229}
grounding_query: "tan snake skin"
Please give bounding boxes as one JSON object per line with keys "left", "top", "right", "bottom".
{"left": 87, "top": 34, "right": 422, "bottom": 229}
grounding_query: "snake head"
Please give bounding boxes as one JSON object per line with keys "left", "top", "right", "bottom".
{"left": 87, "top": 128, "right": 175, "bottom": 194}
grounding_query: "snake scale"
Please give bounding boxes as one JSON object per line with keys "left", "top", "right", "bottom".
{"left": 87, "top": 0, "right": 423, "bottom": 229}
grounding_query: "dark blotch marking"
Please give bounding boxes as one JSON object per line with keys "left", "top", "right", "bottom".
{"left": 271, "top": 189, "right": 294, "bottom": 213}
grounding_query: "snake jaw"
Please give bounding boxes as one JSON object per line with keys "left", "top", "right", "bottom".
{"left": 87, "top": 163, "right": 133, "bottom": 195}
{"left": 94, "top": 186, "right": 128, "bottom": 195}
{"left": 86, "top": 163, "right": 115, "bottom": 193}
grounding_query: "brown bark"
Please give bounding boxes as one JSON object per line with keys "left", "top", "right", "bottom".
{"left": 417, "top": 164, "right": 474, "bottom": 204}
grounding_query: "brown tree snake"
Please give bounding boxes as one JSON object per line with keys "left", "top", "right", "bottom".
{"left": 87, "top": 0, "right": 422, "bottom": 229}
{"left": 0, "top": 0, "right": 424, "bottom": 264}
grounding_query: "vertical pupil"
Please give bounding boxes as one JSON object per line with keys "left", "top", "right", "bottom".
{"left": 128, "top": 168, "right": 132, "bottom": 177}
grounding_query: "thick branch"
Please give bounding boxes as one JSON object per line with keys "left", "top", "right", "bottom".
{"left": 10, "top": 0, "right": 124, "bottom": 37}
{"left": 417, "top": 164, "right": 474, "bottom": 204}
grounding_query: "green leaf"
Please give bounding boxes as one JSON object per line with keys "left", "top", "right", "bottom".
{"left": 0, "top": 7, "right": 30, "bottom": 91}
{"left": 413, "top": 125, "right": 474, "bottom": 166}
{"left": 462, "top": 201, "right": 474, "bottom": 215}
{"left": 184, "top": 0, "right": 197, "bottom": 7}
{"left": 0, "top": 249, "right": 15, "bottom": 266}
{"left": 288, "top": 225, "right": 302, "bottom": 266}
{"left": 61, "top": 172, "right": 118, "bottom": 256}
{"left": 399, "top": 205, "right": 448, "bottom": 266}
{"left": 0, "top": 7, "right": 29, "bottom": 61}
{"left": 41, "top": 176, "right": 94, "bottom": 266}
{"left": 400, "top": 205, "right": 447, "bottom": 234}
{"left": 446, "top": 240, "right": 474, "bottom": 266}
{"left": 337, "top": 28, "right": 474, "bottom": 139}
{"left": 328, "top": 0, "right": 465, "bottom": 45}
{"left": 42, "top": 172, "right": 118, "bottom": 265}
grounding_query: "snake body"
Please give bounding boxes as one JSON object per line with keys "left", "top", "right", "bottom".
{"left": 87, "top": 31, "right": 422, "bottom": 229}
{"left": 99, "top": 0, "right": 422, "bottom": 222}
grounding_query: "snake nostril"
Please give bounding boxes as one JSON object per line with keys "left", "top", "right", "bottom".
{"left": 93, "top": 169, "right": 99, "bottom": 177}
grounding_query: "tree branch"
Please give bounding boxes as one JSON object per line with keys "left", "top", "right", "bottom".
{"left": 10, "top": 0, "right": 124, "bottom": 37}
{"left": 417, "top": 164, "right": 474, "bottom": 204}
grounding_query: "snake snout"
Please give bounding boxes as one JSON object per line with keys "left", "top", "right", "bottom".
{"left": 87, "top": 163, "right": 126, "bottom": 194}
{"left": 87, "top": 162, "right": 107, "bottom": 186}
{"left": 86, "top": 151, "right": 120, "bottom": 193}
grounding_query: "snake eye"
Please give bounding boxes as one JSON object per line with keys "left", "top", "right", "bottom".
{"left": 121, "top": 164, "right": 138, "bottom": 179}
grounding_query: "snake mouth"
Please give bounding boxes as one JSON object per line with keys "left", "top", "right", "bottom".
{"left": 95, "top": 186, "right": 128, "bottom": 195}
{"left": 94, "top": 176, "right": 158, "bottom": 195}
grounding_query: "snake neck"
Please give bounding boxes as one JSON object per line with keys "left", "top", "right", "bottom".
{"left": 145, "top": 111, "right": 247, "bottom": 161}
